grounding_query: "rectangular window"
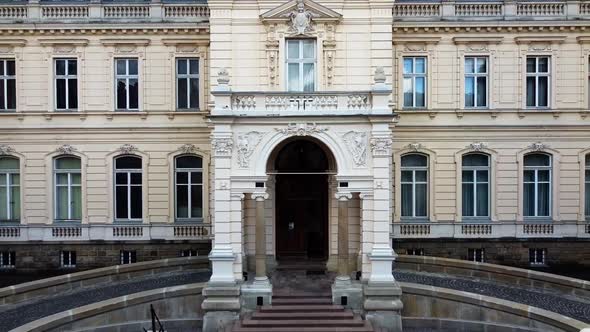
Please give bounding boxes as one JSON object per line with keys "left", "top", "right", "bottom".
{"left": 180, "top": 249, "right": 197, "bottom": 257}
{"left": 61, "top": 250, "right": 77, "bottom": 268}
{"left": 407, "top": 248, "right": 424, "bottom": 256}
{"left": 0, "top": 157, "right": 20, "bottom": 222}
{"left": 114, "top": 157, "right": 142, "bottom": 221}
{"left": 529, "top": 248, "right": 546, "bottom": 265}
{"left": 286, "top": 39, "right": 316, "bottom": 92}
{"left": 120, "top": 250, "right": 137, "bottom": 265}
{"left": 403, "top": 57, "right": 427, "bottom": 108}
{"left": 467, "top": 248, "right": 485, "bottom": 263}
{"left": 0, "top": 59, "right": 16, "bottom": 111}
{"left": 54, "top": 59, "right": 78, "bottom": 111}
{"left": 526, "top": 56, "right": 550, "bottom": 108}
{"left": 465, "top": 57, "right": 488, "bottom": 108}
{"left": 585, "top": 155, "right": 590, "bottom": 218}
{"left": 54, "top": 157, "right": 82, "bottom": 222}
{"left": 115, "top": 58, "right": 139, "bottom": 111}
{"left": 523, "top": 154, "right": 551, "bottom": 218}
{"left": 0, "top": 251, "right": 15, "bottom": 268}
{"left": 176, "top": 58, "right": 199, "bottom": 110}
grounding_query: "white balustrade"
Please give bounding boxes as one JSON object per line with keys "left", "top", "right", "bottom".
{"left": 42, "top": 5, "right": 88, "bottom": 19}
{"left": 517, "top": 2, "right": 564, "bottom": 16}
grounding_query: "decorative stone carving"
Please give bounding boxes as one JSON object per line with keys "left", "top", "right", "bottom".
{"left": 466, "top": 44, "right": 488, "bottom": 52}
{"left": 179, "top": 144, "right": 200, "bottom": 155}
{"left": 275, "top": 123, "right": 328, "bottom": 137}
{"left": 343, "top": 131, "right": 368, "bottom": 167}
{"left": 529, "top": 43, "right": 550, "bottom": 52}
{"left": 288, "top": 0, "right": 315, "bottom": 35}
{"left": 323, "top": 24, "right": 336, "bottom": 86}
{"left": 115, "top": 45, "right": 137, "bottom": 53}
{"left": 404, "top": 44, "right": 426, "bottom": 52}
{"left": 119, "top": 144, "right": 138, "bottom": 154}
{"left": 0, "top": 46, "right": 14, "bottom": 54}
{"left": 265, "top": 25, "right": 280, "bottom": 86}
{"left": 371, "top": 138, "right": 393, "bottom": 156}
{"left": 529, "top": 142, "right": 548, "bottom": 152}
{"left": 212, "top": 138, "right": 233, "bottom": 157}
{"left": 56, "top": 144, "right": 77, "bottom": 155}
{"left": 217, "top": 68, "right": 230, "bottom": 86}
{"left": 406, "top": 143, "right": 422, "bottom": 152}
{"left": 236, "top": 132, "right": 263, "bottom": 168}
{"left": 176, "top": 45, "right": 198, "bottom": 53}
{"left": 53, "top": 45, "right": 75, "bottom": 54}
{"left": 468, "top": 142, "right": 487, "bottom": 152}
{"left": 0, "top": 145, "right": 14, "bottom": 155}
{"left": 374, "top": 67, "right": 386, "bottom": 85}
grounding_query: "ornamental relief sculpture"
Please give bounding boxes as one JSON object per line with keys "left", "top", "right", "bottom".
{"left": 0, "top": 144, "right": 15, "bottom": 155}
{"left": 275, "top": 123, "right": 328, "bottom": 137}
{"left": 212, "top": 138, "right": 233, "bottom": 157}
{"left": 236, "top": 131, "right": 263, "bottom": 168}
{"left": 287, "top": 0, "right": 316, "bottom": 36}
{"left": 342, "top": 131, "right": 368, "bottom": 167}
{"left": 56, "top": 144, "right": 77, "bottom": 155}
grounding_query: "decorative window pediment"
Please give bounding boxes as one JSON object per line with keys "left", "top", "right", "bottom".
{"left": 261, "top": 0, "right": 341, "bottom": 35}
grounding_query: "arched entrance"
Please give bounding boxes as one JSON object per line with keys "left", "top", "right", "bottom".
{"left": 269, "top": 138, "right": 336, "bottom": 261}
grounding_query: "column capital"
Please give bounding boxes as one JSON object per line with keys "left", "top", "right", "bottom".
{"left": 335, "top": 192, "right": 353, "bottom": 201}
{"left": 252, "top": 192, "right": 269, "bottom": 201}
{"left": 230, "top": 193, "right": 245, "bottom": 201}
{"left": 359, "top": 192, "right": 374, "bottom": 200}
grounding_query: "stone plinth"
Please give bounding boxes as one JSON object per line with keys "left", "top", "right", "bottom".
{"left": 363, "top": 282, "right": 403, "bottom": 332}
{"left": 201, "top": 283, "right": 241, "bottom": 332}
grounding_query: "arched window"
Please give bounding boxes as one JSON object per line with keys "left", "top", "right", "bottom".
{"left": 523, "top": 153, "right": 551, "bottom": 218}
{"left": 114, "top": 156, "right": 142, "bottom": 221}
{"left": 401, "top": 154, "right": 428, "bottom": 218}
{"left": 54, "top": 156, "right": 82, "bottom": 221}
{"left": 0, "top": 157, "right": 19, "bottom": 221}
{"left": 585, "top": 154, "right": 589, "bottom": 218}
{"left": 462, "top": 153, "right": 490, "bottom": 218}
{"left": 175, "top": 155, "right": 203, "bottom": 221}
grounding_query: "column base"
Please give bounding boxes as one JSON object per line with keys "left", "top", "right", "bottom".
{"left": 331, "top": 277, "right": 363, "bottom": 312}
{"left": 202, "top": 283, "right": 241, "bottom": 332}
{"left": 363, "top": 282, "right": 403, "bottom": 332}
{"left": 240, "top": 277, "right": 273, "bottom": 311}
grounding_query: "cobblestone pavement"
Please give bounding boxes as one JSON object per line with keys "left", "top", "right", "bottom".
{"left": 0, "top": 269, "right": 211, "bottom": 331}
{"left": 393, "top": 270, "right": 590, "bottom": 323}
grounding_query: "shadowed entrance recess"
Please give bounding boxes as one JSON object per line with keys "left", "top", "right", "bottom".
{"left": 271, "top": 139, "right": 335, "bottom": 261}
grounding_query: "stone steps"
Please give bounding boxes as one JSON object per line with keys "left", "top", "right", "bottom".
{"left": 252, "top": 311, "right": 354, "bottom": 320}
{"left": 272, "top": 297, "right": 333, "bottom": 305}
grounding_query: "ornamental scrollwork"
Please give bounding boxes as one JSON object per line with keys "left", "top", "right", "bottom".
{"left": 236, "top": 132, "right": 263, "bottom": 168}
{"left": 179, "top": 144, "right": 200, "bottom": 155}
{"left": 0, "top": 145, "right": 15, "bottom": 155}
{"left": 212, "top": 138, "right": 233, "bottom": 157}
{"left": 56, "top": 144, "right": 77, "bottom": 155}
{"left": 529, "top": 142, "right": 548, "bottom": 152}
{"left": 275, "top": 123, "right": 328, "bottom": 137}
{"left": 468, "top": 142, "right": 487, "bottom": 152}
{"left": 406, "top": 143, "right": 422, "bottom": 152}
{"left": 342, "top": 131, "right": 368, "bottom": 167}
{"left": 371, "top": 137, "right": 393, "bottom": 156}
{"left": 288, "top": 0, "right": 315, "bottom": 35}
{"left": 119, "top": 144, "right": 138, "bottom": 155}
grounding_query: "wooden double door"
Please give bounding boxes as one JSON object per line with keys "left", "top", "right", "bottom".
{"left": 275, "top": 174, "right": 328, "bottom": 260}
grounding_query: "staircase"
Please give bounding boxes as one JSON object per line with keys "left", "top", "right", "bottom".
{"left": 232, "top": 293, "right": 374, "bottom": 332}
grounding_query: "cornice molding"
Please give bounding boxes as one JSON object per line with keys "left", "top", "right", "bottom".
{"left": 393, "top": 24, "right": 588, "bottom": 34}
{"left": 39, "top": 38, "right": 89, "bottom": 46}
{"left": 514, "top": 36, "right": 567, "bottom": 44}
{"left": 260, "top": 0, "right": 342, "bottom": 23}
{"left": 100, "top": 38, "right": 151, "bottom": 46}
{"left": 452, "top": 36, "right": 504, "bottom": 45}
{"left": 161, "top": 38, "right": 210, "bottom": 46}
{"left": 0, "top": 39, "right": 26, "bottom": 47}
{"left": 577, "top": 36, "right": 590, "bottom": 44}
{"left": 392, "top": 36, "right": 441, "bottom": 45}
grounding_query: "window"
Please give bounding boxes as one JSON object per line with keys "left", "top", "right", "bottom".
{"left": 115, "top": 58, "right": 139, "bottom": 111}
{"left": 465, "top": 57, "right": 488, "bottom": 108}
{"left": 0, "top": 59, "right": 16, "bottom": 111}
{"left": 401, "top": 154, "right": 428, "bottom": 218}
{"left": 0, "top": 251, "right": 15, "bottom": 268}
{"left": 176, "top": 58, "right": 199, "bottom": 110}
{"left": 529, "top": 248, "right": 546, "bottom": 266}
{"left": 468, "top": 248, "right": 485, "bottom": 263}
{"left": 0, "top": 157, "right": 19, "bottom": 222}
{"left": 462, "top": 154, "right": 490, "bottom": 218}
{"left": 180, "top": 249, "right": 197, "bottom": 257}
{"left": 526, "top": 56, "right": 550, "bottom": 108}
{"left": 586, "top": 155, "right": 590, "bottom": 218}
{"left": 523, "top": 153, "right": 551, "bottom": 218}
{"left": 407, "top": 248, "right": 424, "bottom": 256}
{"left": 286, "top": 39, "right": 315, "bottom": 92}
{"left": 403, "top": 57, "right": 426, "bottom": 108}
{"left": 54, "top": 157, "right": 82, "bottom": 222}
{"left": 55, "top": 59, "right": 78, "bottom": 111}
{"left": 114, "top": 156, "right": 142, "bottom": 221}
{"left": 175, "top": 156, "right": 203, "bottom": 221}
{"left": 61, "top": 250, "right": 76, "bottom": 268}
{"left": 120, "top": 250, "right": 137, "bottom": 264}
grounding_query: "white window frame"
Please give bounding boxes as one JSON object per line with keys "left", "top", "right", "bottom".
{"left": 174, "top": 156, "right": 203, "bottom": 222}
{"left": 0, "top": 157, "right": 19, "bottom": 222}
{"left": 468, "top": 248, "right": 485, "bottom": 263}
{"left": 523, "top": 154, "right": 552, "bottom": 218}
{"left": 54, "top": 58, "right": 78, "bottom": 111}
{"left": 176, "top": 58, "right": 200, "bottom": 111}
{"left": 403, "top": 57, "right": 427, "bottom": 108}
{"left": 114, "top": 58, "right": 139, "bottom": 111}
{"left": 586, "top": 155, "right": 590, "bottom": 218}
{"left": 0, "top": 59, "right": 16, "bottom": 111}
{"left": 114, "top": 157, "right": 143, "bottom": 222}
{"left": 526, "top": 56, "right": 550, "bottom": 108}
{"left": 61, "top": 250, "right": 76, "bottom": 268}
{"left": 120, "top": 250, "right": 136, "bottom": 264}
{"left": 400, "top": 154, "right": 429, "bottom": 219}
{"left": 54, "top": 157, "right": 82, "bottom": 222}
{"left": 286, "top": 39, "right": 316, "bottom": 92}
{"left": 180, "top": 249, "right": 197, "bottom": 257}
{"left": 0, "top": 251, "right": 15, "bottom": 268}
{"left": 462, "top": 154, "right": 490, "bottom": 218}
{"left": 529, "top": 248, "right": 546, "bottom": 266}
{"left": 464, "top": 56, "right": 488, "bottom": 109}
{"left": 407, "top": 248, "right": 424, "bottom": 256}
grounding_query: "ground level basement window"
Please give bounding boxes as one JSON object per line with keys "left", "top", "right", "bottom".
{"left": 468, "top": 248, "right": 485, "bottom": 263}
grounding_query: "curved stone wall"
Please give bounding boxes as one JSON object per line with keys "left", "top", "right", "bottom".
{"left": 0, "top": 256, "right": 209, "bottom": 306}
{"left": 396, "top": 255, "right": 590, "bottom": 301}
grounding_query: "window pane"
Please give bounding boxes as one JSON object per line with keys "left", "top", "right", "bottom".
{"left": 303, "top": 63, "right": 314, "bottom": 92}
{"left": 401, "top": 170, "right": 412, "bottom": 182}
{"left": 191, "top": 172, "right": 203, "bottom": 184}
{"left": 71, "top": 186, "right": 81, "bottom": 220}
{"left": 403, "top": 77, "right": 413, "bottom": 107}
{"left": 7, "top": 79, "right": 15, "bottom": 110}
{"left": 524, "top": 170, "right": 535, "bottom": 182}
{"left": 526, "top": 58, "right": 536, "bottom": 73}
{"left": 115, "top": 173, "right": 127, "bottom": 185}
{"left": 585, "top": 154, "right": 589, "bottom": 167}
{"left": 6, "top": 61, "right": 14, "bottom": 76}
{"left": 0, "top": 158, "right": 18, "bottom": 169}
{"left": 415, "top": 58, "right": 425, "bottom": 74}
{"left": 191, "top": 185, "right": 203, "bottom": 218}
{"left": 56, "top": 60, "right": 66, "bottom": 76}
{"left": 401, "top": 184, "right": 413, "bottom": 217}
{"left": 116, "top": 79, "right": 127, "bottom": 109}
{"left": 116, "top": 60, "right": 126, "bottom": 75}
{"left": 56, "top": 79, "right": 66, "bottom": 109}
{"left": 0, "top": 80, "right": 4, "bottom": 109}
{"left": 465, "top": 58, "right": 474, "bottom": 74}
{"left": 526, "top": 77, "right": 535, "bottom": 107}
{"left": 10, "top": 174, "right": 18, "bottom": 186}
{"left": 71, "top": 173, "right": 81, "bottom": 185}
{"left": 10, "top": 185, "right": 19, "bottom": 220}
{"left": 476, "top": 58, "right": 487, "bottom": 73}
{"left": 130, "top": 173, "right": 141, "bottom": 185}
{"left": 129, "top": 79, "right": 138, "bottom": 109}
{"left": 177, "top": 78, "right": 188, "bottom": 109}
{"left": 189, "top": 59, "right": 199, "bottom": 75}
{"left": 415, "top": 170, "right": 427, "bottom": 182}
{"left": 288, "top": 63, "right": 299, "bottom": 91}
{"left": 0, "top": 173, "right": 5, "bottom": 184}
{"left": 462, "top": 183, "right": 474, "bottom": 217}
{"left": 415, "top": 77, "right": 425, "bottom": 107}
{"left": 176, "top": 184, "right": 188, "bottom": 218}
{"left": 56, "top": 157, "right": 80, "bottom": 169}
{"left": 476, "top": 77, "right": 486, "bottom": 107}
{"left": 56, "top": 186, "right": 68, "bottom": 219}
{"left": 177, "top": 59, "right": 187, "bottom": 75}
{"left": 538, "top": 76, "right": 548, "bottom": 107}
{"left": 465, "top": 77, "right": 474, "bottom": 108}
{"left": 116, "top": 156, "right": 141, "bottom": 169}
{"left": 128, "top": 60, "right": 138, "bottom": 75}
{"left": 67, "top": 60, "right": 76, "bottom": 76}
{"left": 585, "top": 181, "right": 590, "bottom": 216}
{"left": 524, "top": 183, "right": 535, "bottom": 216}
{"left": 403, "top": 58, "right": 413, "bottom": 74}
{"left": 538, "top": 57, "right": 549, "bottom": 72}
{"left": 538, "top": 169, "right": 550, "bottom": 182}
{"left": 401, "top": 154, "right": 427, "bottom": 167}
{"left": 476, "top": 170, "right": 488, "bottom": 182}
{"left": 463, "top": 154, "right": 489, "bottom": 167}
{"left": 476, "top": 183, "right": 489, "bottom": 216}
{"left": 189, "top": 78, "right": 199, "bottom": 109}
{"left": 415, "top": 183, "right": 427, "bottom": 217}
{"left": 538, "top": 183, "right": 550, "bottom": 216}
{"left": 115, "top": 186, "right": 128, "bottom": 219}
{"left": 176, "top": 156, "right": 202, "bottom": 169}
{"left": 287, "top": 41, "right": 299, "bottom": 59}
{"left": 176, "top": 172, "right": 188, "bottom": 184}
{"left": 130, "top": 186, "right": 142, "bottom": 219}
{"left": 56, "top": 173, "right": 68, "bottom": 185}
{"left": 68, "top": 79, "right": 78, "bottom": 109}
{"left": 302, "top": 40, "right": 314, "bottom": 59}
{"left": 0, "top": 187, "right": 6, "bottom": 220}
{"left": 462, "top": 170, "right": 473, "bottom": 182}
{"left": 524, "top": 154, "right": 550, "bottom": 166}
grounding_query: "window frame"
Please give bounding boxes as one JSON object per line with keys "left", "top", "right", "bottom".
{"left": 0, "top": 157, "right": 19, "bottom": 222}
{"left": 586, "top": 154, "right": 590, "bottom": 219}
{"left": 0, "top": 251, "right": 15, "bottom": 268}
{"left": 402, "top": 56, "right": 427, "bottom": 109}
{"left": 54, "top": 58, "right": 78, "bottom": 111}
{"left": 525, "top": 56, "right": 551, "bottom": 109}
{"left": 53, "top": 156, "right": 82, "bottom": 222}
{"left": 464, "top": 56, "right": 488, "bottom": 109}
{"left": 468, "top": 248, "right": 485, "bottom": 263}
{"left": 461, "top": 153, "right": 491, "bottom": 219}
{"left": 174, "top": 155, "right": 204, "bottom": 222}
{"left": 175, "top": 58, "right": 200, "bottom": 111}
{"left": 61, "top": 250, "right": 77, "bottom": 268}
{"left": 114, "top": 156, "right": 143, "bottom": 222}
{"left": 114, "top": 58, "right": 140, "bottom": 112}
{"left": 120, "top": 250, "right": 137, "bottom": 265}
{"left": 400, "top": 153, "right": 429, "bottom": 219}
{"left": 0, "top": 59, "right": 16, "bottom": 111}
{"left": 523, "top": 153, "right": 552, "bottom": 219}
{"left": 285, "top": 39, "right": 317, "bottom": 92}
{"left": 529, "top": 248, "right": 546, "bottom": 266}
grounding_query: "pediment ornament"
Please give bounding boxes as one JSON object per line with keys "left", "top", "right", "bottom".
{"left": 260, "top": 0, "right": 342, "bottom": 24}
{"left": 275, "top": 123, "right": 328, "bottom": 136}
{"left": 529, "top": 142, "right": 548, "bottom": 152}
{"left": 56, "top": 144, "right": 77, "bottom": 155}
{"left": 0, "top": 145, "right": 15, "bottom": 155}
{"left": 468, "top": 142, "right": 487, "bottom": 152}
